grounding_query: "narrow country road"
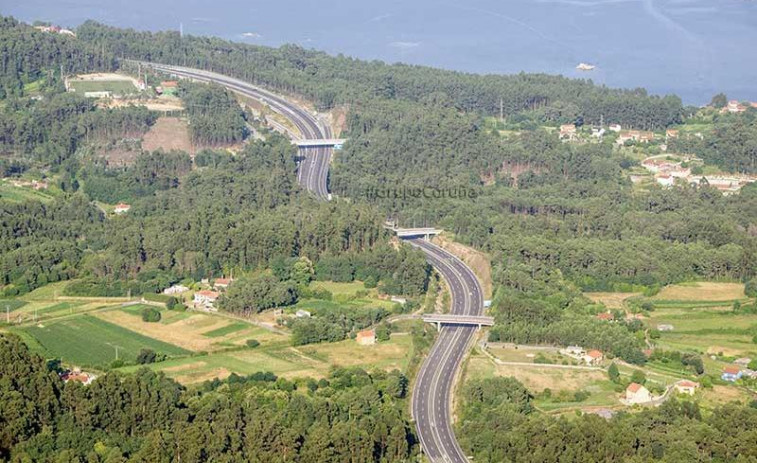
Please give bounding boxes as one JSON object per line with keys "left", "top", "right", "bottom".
{"left": 140, "top": 62, "right": 485, "bottom": 462}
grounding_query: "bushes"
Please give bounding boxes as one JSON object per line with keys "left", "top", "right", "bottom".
{"left": 141, "top": 307, "right": 161, "bottom": 323}
{"left": 246, "top": 339, "right": 260, "bottom": 348}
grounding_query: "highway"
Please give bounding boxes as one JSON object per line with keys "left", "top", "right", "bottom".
{"left": 407, "top": 238, "right": 484, "bottom": 462}
{"left": 141, "top": 63, "right": 331, "bottom": 199}
{"left": 141, "top": 62, "right": 485, "bottom": 462}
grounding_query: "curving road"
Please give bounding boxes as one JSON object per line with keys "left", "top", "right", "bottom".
{"left": 142, "top": 63, "right": 331, "bottom": 199}
{"left": 407, "top": 238, "right": 483, "bottom": 462}
{"left": 141, "top": 62, "right": 484, "bottom": 462}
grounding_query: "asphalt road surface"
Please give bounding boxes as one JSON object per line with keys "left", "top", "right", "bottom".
{"left": 142, "top": 63, "right": 331, "bottom": 199}
{"left": 407, "top": 238, "right": 484, "bottom": 462}
{"left": 141, "top": 62, "right": 485, "bottom": 461}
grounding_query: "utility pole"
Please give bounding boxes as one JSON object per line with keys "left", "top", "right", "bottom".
{"left": 500, "top": 98, "right": 504, "bottom": 124}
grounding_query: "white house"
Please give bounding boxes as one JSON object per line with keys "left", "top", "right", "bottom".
{"left": 624, "top": 383, "right": 652, "bottom": 404}
{"left": 163, "top": 284, "right": 189, "bottom": 295}
{"left": 295, "top": 309, "right": 311, "bottom": 318}
{"left": 674, "top": 380, "right": 699, "bottom": 396}
{"left": 194, "top": 290, "right": 219, "bottom": 311}
{"left": 114, "top": 203, "right": 131, "bottom": 214}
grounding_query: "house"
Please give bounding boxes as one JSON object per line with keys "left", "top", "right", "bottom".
{"left": 163, "top": 284, "right": 189, "bottom": 295}
{"left": 584, "top": 349, "right": 604, "bottom": 365}
{"left": 656, "top": 174, "right": 675, "bottom": 187}
{"left": 114, "top": 203, "right": 131, "bottom": 214}
{"left": 136, "top": 79, "right": 147, "bottom": 91}
{"left": 390, "top": 296, "right": 407, "bottom": 305}
{"left": 617, "top": 130, "right": 654, "bottom": 145}
{"left": 356, "top": 329, "right": 376, "bottom": 346}
{"left": 591, "top": 127, "right": 605, "bottom": 138}
{"left": 721, "top": 366, "right": 742, "bottom": 382}
{"left": 295, "top": 309, "right": 311, "bottom": 318}
{"left": 160, "top": 81, "right": 179, "bottom": 95}
{"left": 559, "top": 124, "right": 577, "bottom": 140}
{"left": 734, "top": 357, "right": 752, "bottom": 367}
{"left": 726, "top": 100, "right": 746, "bottom": 113}
{"left": 596, "top": 312, "right": 614, "bottom": 321}
{"left": 674, "top": 380, "right": 699, "bottom": 396}
{"left": 213, "top": 278, "right": 233, "bottom": 290}
{"left": 60, "top": 369, "right": 95, "bottom": 386}
{"left": 608, "top": 124, "right": 622, "bottom": 132}
{"left": 59, "top": 29, "right": 76, "bottom": 37}
{"left": 194, "top": 290, "right": 219, "bottom": 311}
{"left": 657, "top": 324, "right": 674, "bottom": 331}
{"left": 560, "top": 345, "right": 585, "bottom": 359}
{"left": 665, "top": 129, "right": 679, "bottom": 139}
{"left": 624, "top": 383, "right": 652, "bottom": 404}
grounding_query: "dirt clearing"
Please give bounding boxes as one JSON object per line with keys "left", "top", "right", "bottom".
{"left": 142, "top": 117, "right": 195, "bottom": 155}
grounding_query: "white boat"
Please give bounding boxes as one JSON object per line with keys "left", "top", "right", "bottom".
{"left": 576, "top": 63, "right": 595, "bottom": 71}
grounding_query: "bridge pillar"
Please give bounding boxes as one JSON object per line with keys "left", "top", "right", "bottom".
{"left": 436, "top": 321, "right": 441, "bottom": 332}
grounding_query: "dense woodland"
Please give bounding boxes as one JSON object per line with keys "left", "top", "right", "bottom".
{"left": 459, "top": 376, "right": 757, "bottom": 462}
{"left": 0, "top": 335, "right": 416, "bottom": 462}
{"left": 2, "top": 16, "right": 757, "bottom": 461}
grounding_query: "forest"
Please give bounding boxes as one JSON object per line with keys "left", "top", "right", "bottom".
{"left": 0, "top": 335, "right": 416, "bottom": 462}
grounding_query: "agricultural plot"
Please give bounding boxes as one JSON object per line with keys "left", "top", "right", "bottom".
{"left": 119, "top": 333, "right": 414, "bottom": 383}
{"left": 96, "top": 307, "right": 283, "bottom": 352}
{"left": 0, "top": 182, "right": 54, "bottom": 203}
{"left": 16, "top": 315, "right": 189, "bottom": 368}
{"left": 68, "top": 79, "right": 139, "bottom": 95}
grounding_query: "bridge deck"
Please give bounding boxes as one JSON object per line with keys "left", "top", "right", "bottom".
{"left": 422, "top": 314, "right": 494, "bottom": 327}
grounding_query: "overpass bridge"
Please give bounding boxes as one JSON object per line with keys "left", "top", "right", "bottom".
{"left": 384, "top": 223, "right": 443, "bottom": 239}
{"left": 294, "top": 138, "right": 346, "bottom": 148}
{"left": 422, "top": 314, "right": 495, "bottom": 331}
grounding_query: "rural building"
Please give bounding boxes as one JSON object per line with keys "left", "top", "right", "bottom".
{"left": 559, "top": 124, "right": 577, "bottom": 140}
{"left": 624, "top": 383, "right": 652, "bottom": 404}
{"left": 657, "top": 324, "right": 674, "bottom": 332}
{"left": 163, "top": 284, "right": 189, "bottom": 295}
{"left": 726, "top": 100, "right": 746, "bottom": 113}
{"left": 295, "top": 309, "right": 311, "bottom": 318}
{"left": 734, "top": 357, "right": 751, "bottom": 367}
{"left": 390, "top": 296, "right": 407, "bottom": 304}
{"left": 160, "top": 81, "right": 179, "bottom": 96}
{"left": 721, "top": 366, "right": 742, "bottom": 382}
{"left": 114, "top": 203, "right": 131, "bottom": 214}
{"left": 560, "top": 345, "right": 585, "bottom": 361}
{"left": 356, "top": 329, "right": 376, "bottom": 346}
{"left": 591, "top": 127, "right": 605, "bottom": 138}
{"left": 60, "top": 369, "right": 95, "bottom": 385}
{"left": 617, "top": 130, "right": 654, "bottom": 145}
{"left": 656, "top": 174, "right": 675, "bottom": 187}
{"left": 584, "top": 349, "right": 604, "bottom": 365}
{"left": 609, "top": 124, "right": 622, "bottom": 132}
{"left": 596, "top": 312, "right": 614, "bottom": 321}
{"left": 194, "top": 290, "right": 219, "bottom": 311}
{"left": 213, "top": 278, "right": 233, "bottom": 290}
{"left": 665, "top": 129, "right": 679, "bottom": 139}
{"left": 674, "top": 380, "right": 699, "bottom": 396}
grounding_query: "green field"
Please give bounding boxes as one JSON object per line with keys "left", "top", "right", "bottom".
{"left": 0, "top": 300, "right": 27, "bottom": 313}
{"left": 0, "top": 182, "right": 54, "bottom": 203}
{"left": 202, "top": 322, "right": 248, "bottom": 338}
{"left": 118, "top": 333, "right": 414, "bottom": 383}
{"left": 69, "top": 80, "right": 138, "bottom": 95}
{"left": 17, "top": 315, "right": 190, "bottom": 367}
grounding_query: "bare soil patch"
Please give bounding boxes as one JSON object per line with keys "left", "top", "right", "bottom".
{"left": 142, "top": 117, "right": 195, "bottom": 155}
{"left": 585, "top": 292, "right": 641, "bottom": 309}
{"left": 653, "top": 282, "right": 745, "bottom": 301}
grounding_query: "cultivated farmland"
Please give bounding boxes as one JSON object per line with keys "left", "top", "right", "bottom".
{"left": 17, "top": 315, "right": 190, "bottom": 368}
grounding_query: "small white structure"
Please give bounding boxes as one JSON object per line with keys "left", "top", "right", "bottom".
{"left": 213, "top": 277, "right": 233, "bottom": 290}
{"left": 114, "top": 203, "right": 131, "bottom": 214}
{"left": 624, "top": 383, "right": 652, "bottom": 405}
{"left": 583, "top": 349, "right": 604, "bottom": 365}
{"left": 163, "top": 285, "right": 189, "bottom": 295}
{"left": 656, "top": 174, "right": 675, "bottom": 187}
{"left": 295, "top": 309, "right": 311, "bottom": 318}
{"left": 390, "top": 296, "right": 407, "bottom": 305}
{"left": 674, "top": 380, "right": 699, "bottom": 396}
{"left": 609, "top": 124, "right": 621, "bottom": 133}
{"left": 657, "top": 324, "right": 674, "bottom": 332}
